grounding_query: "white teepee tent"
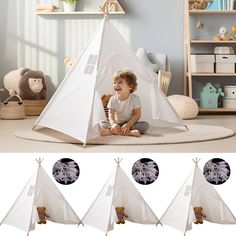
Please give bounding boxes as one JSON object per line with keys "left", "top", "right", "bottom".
{"left": 0, "top": 158, "right": 81, "bottom": 235}
{"left": 82, "top": 159, "right": 160, "bottom": 234}
{"left": 33, "top": 15, "right": 184, "bottom": 144}
{"left": 160, "top": 158, "right": 236, "bottom": 235}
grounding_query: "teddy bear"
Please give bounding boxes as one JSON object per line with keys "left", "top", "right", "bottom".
{"left": 115, "top": 207, "right": 128, "bottom": 224}
{"left": 193, "top": 207, "right": 206, "bottom": 224}
{"left": 4, "top": 68, "right": 47, "bottom": 100}
{"left": 37, "top": 207, "right": 49, "bottom": 224}
{"left": 101, "top": 94, "right": 112, "bottom": 108}
{"left": 64, "top": 57, "right": 76, "bottom": 71}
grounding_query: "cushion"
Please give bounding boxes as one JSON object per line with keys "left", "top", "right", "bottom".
{"left": 136, "top": 48, "right": 160, "bottom": 73}
{"left": 168, "top": 95, "right": 199, "bottom": 120}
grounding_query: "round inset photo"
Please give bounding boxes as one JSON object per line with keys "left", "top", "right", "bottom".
{"left": 52, "top": 158, "right": 80, "bottom": 185}
{"left": 132, "top": 158, "right": 159, "bottom": 185}
{"left": 203, "top": 158, "right": 230, "bottom": 185}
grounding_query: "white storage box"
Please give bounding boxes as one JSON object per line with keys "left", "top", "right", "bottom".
{"left": 224, "top": 86, "right": 236, "bottom": 98}
{"left": 223, "top": 98, "right": 236, "bottom": 109}
{"left": 191, "top": 54, "right": 215, "bottom": 73}
{"left": 214, "top": 46, "right": 234, "bottom": 55}
{"left": 216, "top": 55, "right": 236, "bottom": 73}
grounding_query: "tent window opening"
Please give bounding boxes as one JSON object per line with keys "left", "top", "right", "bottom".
{"left": 106, "top": 185, "right": 113, "bottom": 196}
{"left": 27, "top": 185, "right": 35, "bottom": 196}
{"left": 184, "top": 185, "right": 192, "bottom": 196}
{"left": 84, "top": 54, "right": 98, "bottom": 75}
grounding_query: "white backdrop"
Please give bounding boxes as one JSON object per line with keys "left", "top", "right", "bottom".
{"left": 0, "top": 153, "right": 235, "bottom": 236}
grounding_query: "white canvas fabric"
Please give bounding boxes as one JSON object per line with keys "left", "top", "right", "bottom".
{"left": 82, "top": 164, "right": 159, "bottom": 233}
{"left": 160, "top": 164, "right": 236, "bottom": 234}
{"left": 1, "top": 162, "right": 81, "bottom": 234}
{"left": 33, "top": 16, "right": 183, "bottom": 144}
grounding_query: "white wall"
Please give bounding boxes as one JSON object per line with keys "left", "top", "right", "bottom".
{"left": 0, "top": 0, "right": 184, "bottom": 99}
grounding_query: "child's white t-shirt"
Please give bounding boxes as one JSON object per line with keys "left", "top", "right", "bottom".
{"left": 107, "top": 93, "right": 141, "bottom": 123}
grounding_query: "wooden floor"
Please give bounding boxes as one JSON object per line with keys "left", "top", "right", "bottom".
{"left": 0, "top": 115, "right": 235, "bottom": 153}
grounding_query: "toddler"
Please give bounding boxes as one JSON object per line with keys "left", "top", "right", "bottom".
{"left": 100, "top": 70, "right": 149, "bottom": 137}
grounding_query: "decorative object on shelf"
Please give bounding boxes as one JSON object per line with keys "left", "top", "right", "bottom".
{"left": 168, "top": 95, "right": 199, "bottom": 119}
{"left": 223, "top": 85, "right": 236, "bottom": 108}
{"left": 60, "top": 0, "right": 78, "bottom": 12}
{"left": 229, "top": 25, "right": 236, "bottom": 40}
{"left": 196, "top": 19, "right": 204, "bottom": 29}
{"left": 1, "top": 94, "right": 25, "bottom": 120}
{"left": 200, "top": 82, "right": 224, "bottom": 108}
{"left": 189, "top": 0, "right": 208, "bottom": 10}
{"left": 36, "top": 5, "right": 60, "bottom": 13}
{"left": 4, "top": 68, "right": 47, "bottom": 115}
{"left": 214, "top": 46, "right": 234, "bottom": 54}
{"left": 100, "top": 0, "right": 125, "bottom": 13}
{"left": 206, "top": 0, "right": 222, "bottom": 10}
{"left": 213, "top": 26, "right": 231, "bottom": 41}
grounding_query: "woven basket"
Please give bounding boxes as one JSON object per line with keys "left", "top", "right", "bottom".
{"left": 1, "top": 95, "right": 26, "bottom": 120}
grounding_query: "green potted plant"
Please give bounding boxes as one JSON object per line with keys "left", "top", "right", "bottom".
{"left": 60, "top": 0, "right": 78, "bottom": 12}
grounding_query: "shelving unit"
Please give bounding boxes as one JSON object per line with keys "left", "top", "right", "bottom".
{"left": 184, "top": 0, "right": 236, "bottom": 113}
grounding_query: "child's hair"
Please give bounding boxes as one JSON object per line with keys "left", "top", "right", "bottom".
{"left": 113, "top": 70, "right": 138, "bottom": 93}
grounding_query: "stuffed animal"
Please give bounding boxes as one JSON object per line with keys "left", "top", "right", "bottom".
{"left": 37, "top": 207, "right": 49, "bottom": 224}
{"left": 4, "top": 68, "right": 47, "bottom": 100}
{"left": 193, "top": 207, "right": 206, "bottom": 224}
{"left": 115, "top": 207, "right": 128, "bottom": 224}
{"left": 101, "top": 94, "right": 112, "bottom": 107}
{"left": 64, "top": 57, "right": 76, "bottom": 71}
{"left": 213, "top": 26, "right": 230, "bottom": 41}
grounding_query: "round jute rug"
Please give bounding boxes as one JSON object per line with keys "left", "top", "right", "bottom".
{"left": 14, "top": 124, "right": 234, "bottom": 145}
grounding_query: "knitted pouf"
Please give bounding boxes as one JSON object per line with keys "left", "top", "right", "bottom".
{"left": 168, "top": 95, "right": 199, "bottom": 120}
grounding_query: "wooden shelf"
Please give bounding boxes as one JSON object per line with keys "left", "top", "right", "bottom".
{"left": 199, "top": 107, "right": 236, "bottom": 112}
{"left": 36, "top": 11, "right": 125, "bottom": 15}
{"left": 189, "top": 10, "right": 236, "bottom": 14}
{"left": 190, "top": 40, "right": 236, "bottom": 44}
{"left": 191, "top": 73, "right": 236, "bottom": 77}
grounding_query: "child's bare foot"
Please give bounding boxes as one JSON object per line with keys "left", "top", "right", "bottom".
{"left": 100, "top": 128, "right": 112, "bottom": 136}
{"left": 128, "top": 130, "right": 141, "bottom": 137}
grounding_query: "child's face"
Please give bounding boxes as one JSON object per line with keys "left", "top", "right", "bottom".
{"left": 113, "top": 77, "right": 132, "bottom": 96}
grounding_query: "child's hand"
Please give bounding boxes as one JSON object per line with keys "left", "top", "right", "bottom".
{"left": 121, "top": 123, "right": 131, "bottom": 135}
{"left": 110, "top": 123, "right": 121, "bottom": 135}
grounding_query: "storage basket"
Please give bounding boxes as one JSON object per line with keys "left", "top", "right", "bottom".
{"left": 1, "top": 95, "right": 25, "bottom": 120}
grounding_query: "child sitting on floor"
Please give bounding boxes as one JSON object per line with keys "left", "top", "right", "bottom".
{"left": 100, "top": 69, "right": 149, "bottom": 137}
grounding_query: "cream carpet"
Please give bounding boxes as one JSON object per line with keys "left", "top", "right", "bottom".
{"left": 14, "top": 124, "right": 234, "bottom": 145}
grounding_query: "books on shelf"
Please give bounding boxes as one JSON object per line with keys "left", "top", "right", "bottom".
{"left": 36, "top": 5, "right": 60, "bottom": 13}
{"left": 207, "top": 0, "right": 235, "bottom": 10}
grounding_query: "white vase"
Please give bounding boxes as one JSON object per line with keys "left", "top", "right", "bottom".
{"left": 63, "top": 2, "right": 76, "bottom": 12}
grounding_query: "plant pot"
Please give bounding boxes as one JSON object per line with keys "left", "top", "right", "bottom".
{"left": 63, "top": 2, "right": 76, "bottom": 12}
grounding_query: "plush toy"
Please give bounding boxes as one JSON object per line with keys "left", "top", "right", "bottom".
{"left": 189, "top": 0, "right": 208, "bottom": 10}
{"left": 37, "top": 207, "right": 49, "bottom": 224}
{"left": 115, "top": 207, "right": 128, "bottom": 224}
{"left": 101, "top": 94, "right": 112, "bottom": 107}
{"left": 4, "top": 68, "right": 47, "bottom": 100}
{"left": 64, "top": 57, "right": 76, "bottom": 71}
{"left": 213, "top": 26, "right": 230, "bottom": 41}
{"left": 193, "top": 207, "right": 206, "bottom": 224}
